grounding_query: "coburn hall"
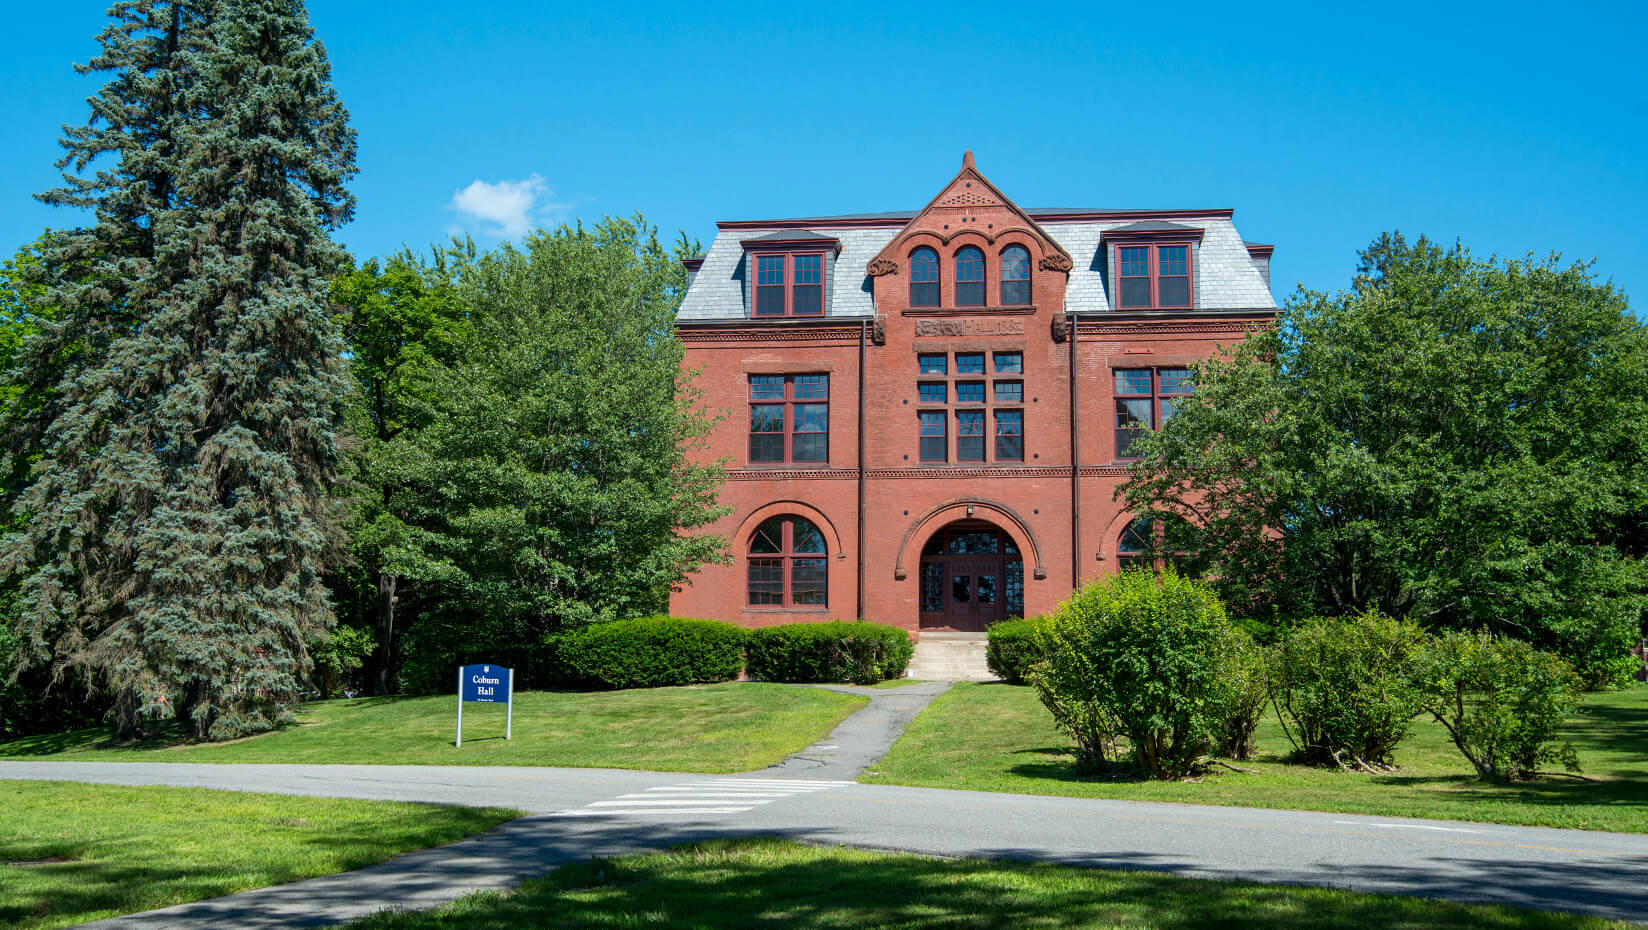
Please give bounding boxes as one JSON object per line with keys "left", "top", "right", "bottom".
{"left": 670, "top": 153, "right": 1276, "bottom": 635}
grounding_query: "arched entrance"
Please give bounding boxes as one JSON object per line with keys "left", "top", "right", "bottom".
{"left": 918, "top": 520, "right": 1025, "bottom": 631}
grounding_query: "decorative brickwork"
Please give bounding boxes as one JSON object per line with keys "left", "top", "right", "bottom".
{"left": 671, "top": 154, "right": 1276, "bottom": 635}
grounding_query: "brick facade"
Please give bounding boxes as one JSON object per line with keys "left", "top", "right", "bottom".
{"left": 670, "top": 153, "right": 1275, "bottom": 637}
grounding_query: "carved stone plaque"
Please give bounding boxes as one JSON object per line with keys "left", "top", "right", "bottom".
{"left": 913, "top": 319, "right": 1026, "bottom": 338}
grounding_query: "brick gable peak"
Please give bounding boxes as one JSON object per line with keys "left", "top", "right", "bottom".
{"left": 867, "top": 151, "right": 1075, "bottom": 277}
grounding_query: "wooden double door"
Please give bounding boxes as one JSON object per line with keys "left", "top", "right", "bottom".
{"left": 940, "top": 557, "right": 1010, "bottom": 631}
{"left": 918, "top": 522, "right": 1023, "bottom": 632}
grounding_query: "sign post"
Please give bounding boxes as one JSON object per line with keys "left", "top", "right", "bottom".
{"left": 455, "top": 663, "right": 513, "bottom": 748}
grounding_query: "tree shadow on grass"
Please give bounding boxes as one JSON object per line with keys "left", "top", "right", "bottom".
{"left": 0, "top": 807, "right": 510, "bottom": 930}
{"left": 0, "top": 694, "right": 430, "bottom": 757}
{"left": 341, "top": 833, "right": 1638, "bottom": 930}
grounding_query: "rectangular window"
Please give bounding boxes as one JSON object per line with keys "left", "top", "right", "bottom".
{"left": 1113, "top": 367, "right": 1191, "bottom": 460}
{"left": 792, "top": 403, "right": 828, "bottom": 462}
{"left": 994, "top": 352, "right": 1022, "bottom": 373}
{"left": 751, "top": 252, "right": 826, "bottom": 317}
{"left": 995, "top": 410, "right": 1023, "bottom": 461}
{"left": 749, "top": 374, "right": 829, "bottom": 464}
{"left": 755, "top": 255, "right": 787, "bottom": 316}
{"left": 792, "top": 254, "right": 824, "bottom": 316}
{"left": 918, "top": 353, "right": 948, "bottom": 375}
{"left": 1114, "top": 243, "right": 1194, "bottom": 310}
{"left": 994, "top": 380, "right": 1022, "bottom": 403}
{"left": 1159, "top": 367, "right": 1192, "bottom": 422}
{"left": 956, "top": 353, "right": 985, "bottom": 374}
{"left": 750, "top": 405, "right": 785, "bottom": 462}
{"left": 1118, "top": 246, "right": 1151, "bottom": 309}
{"left": 748, "top": 559, "right": 784, "bottom": 605}
{"left": 919, "top": 411, "right": 947, "bottom": 462}
{"left": 956, "top": 381, "right": 985, "bottom": 404}
{"left": 957, "top": 411, "right": 985, "bottom": 461}
{"left": 918, "top": 382, "right": 947, "bottom": 403}
{"left": 1114, "top": 368, "right": 1152, "bottom": 460}
{"left": 791, "top": 558, "right": 827, "bottom": 605}
{"left": 1158, "top": 246, "right": 1190, "bottom": 308}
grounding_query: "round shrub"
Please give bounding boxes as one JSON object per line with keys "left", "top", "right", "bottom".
{"left": 552, "top": 616, "right": 747, "bottom": 689}
{"left": 986, "top": 617, "right": 1045, "bottom": 684}
{"left": 1034, "top": 568, "right": 1253, "bottom": 779}
{"left": 1272, "top": 611, "right": 1427, "bottom": 767}
{"left": 746, "top": 621, "right": 913, "bottom": 685}
{"left": 1414, "top": 631, "right": 1585, "bottom": 781}
{"left": 1217, "top": 636, "right": 1274, "bottom": 762}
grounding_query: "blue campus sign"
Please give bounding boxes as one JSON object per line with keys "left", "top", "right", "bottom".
{"left": 461, "top": 664, "right": 510, "bottom": 703}
{"left": 455, "top": 663, "right": 513, "bottom": 747}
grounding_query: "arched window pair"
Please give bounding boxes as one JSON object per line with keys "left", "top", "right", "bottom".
{"left": 909, "top": 245, "right": 1031, "bottom": 308}
{"left": 747, "top": 515, "right": 827, "bottom": 607}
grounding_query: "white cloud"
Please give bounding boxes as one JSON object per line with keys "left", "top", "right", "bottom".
{"left": 449, "top": 174, "right": 551, "bottom": 238}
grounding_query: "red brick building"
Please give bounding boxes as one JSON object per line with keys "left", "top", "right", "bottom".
{"left": 670, "top": 153, "right": 1275, "bottom": 635}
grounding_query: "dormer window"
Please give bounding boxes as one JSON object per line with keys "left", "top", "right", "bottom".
{"left": 742, "top": 231, "right": 841, "bottom": 318}
{"left": 955, "top": 246, "right": 985, "bottom": 307}
{"left": 1116, "top": 244, "right": 1192, "bottom": 310}
{"left": 753, "top": 253, "right": 826, "bottom": 317}
{"left": 1103, "top": 223, "right": 1203, "bottom": 311}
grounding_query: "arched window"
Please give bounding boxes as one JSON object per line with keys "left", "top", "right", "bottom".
{"left": 955, "top": 246, "right": 985, "bottom": 307}
{"left": 1117, "top": 518, "right": 1154, "bottom": 571}
{"left": 1000, "top": 245, "right": 1031, "bottom": 305}
{"left": 910, "top": 247, "right": 939, "bottom": 307}
{"left": 747, "top": 515, "right": 827, "bottom": 607}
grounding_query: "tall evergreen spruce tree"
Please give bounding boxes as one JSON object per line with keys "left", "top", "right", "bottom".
{"left": 2, "top": 0, "right": 356, "bottom": 739}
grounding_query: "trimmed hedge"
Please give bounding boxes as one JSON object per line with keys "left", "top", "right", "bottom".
{"left": 552, "top": 616, "right": 748, "bottom": 689}
{"left": 986, "top": 617, "right": 1044, "bottom": 684}
{"left": 747, "top": 621, "right": 914, "bottom": 685}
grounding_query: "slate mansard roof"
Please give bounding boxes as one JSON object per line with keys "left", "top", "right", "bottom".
{"left": 677, "top": 204, "right": 1278, "bottom": 321}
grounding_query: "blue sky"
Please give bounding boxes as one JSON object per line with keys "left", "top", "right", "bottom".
{"left": 4, "top": 1, "right": 1644, "bottom": 307}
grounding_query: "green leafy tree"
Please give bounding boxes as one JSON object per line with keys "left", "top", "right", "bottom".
{"left": 1414, "top": 631, "right": 1584, "bottom": 781}
{"left": 1121, "top": 234, "right": 1648, "bottom": 685}
{"left": 417, "top": 216, "right": 727, "bottom": 644}
{"left": 1033, "top": 568, "right": 1252, "bottom": 779}
{"left": 2, "top": 1, "right": 357, "bottom": 739}
{"left": 330, "top": 257, "right": 468, "bottom": 694}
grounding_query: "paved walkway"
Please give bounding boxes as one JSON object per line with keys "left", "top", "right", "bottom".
{"left": 3, "top": 682, "right": 1646, "bottom": 927}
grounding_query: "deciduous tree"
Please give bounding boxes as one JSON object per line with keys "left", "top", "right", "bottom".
{"left": 1121, "top": 234, "right": 1648, "bottom": 685}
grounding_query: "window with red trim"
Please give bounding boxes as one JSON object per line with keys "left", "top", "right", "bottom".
{"left": 751, "top": 252, "right": 827, "bottom": 317}
{"left": 910, "top": 247, "right": 939, "bottom": 307}
{"left": 914, "top": 351, "right": 1026, "bottom": 464}
{"left": 1000, "top": 245, "right": 1031, "bottom": 305}
{"left": 1117, "top": 518, "right": 1154, "bottom": 571}
{"left": 749, "top": 374, "right": 829, "bottom": 464}
{"left": 955, "top": 246, "right": 985, "bottom": 307}
{"left": 747, "top": 515, "right": 827, "bottom": 607}
{"left": 1114, "top": 243, "right": 1194, "bottom": 310}
{"left": 1113, "top": 367, "right": 1192, "bottom": 460}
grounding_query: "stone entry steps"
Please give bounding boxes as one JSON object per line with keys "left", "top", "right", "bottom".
{"left": 905, "top": 632, "right": 998, "bottom": 681}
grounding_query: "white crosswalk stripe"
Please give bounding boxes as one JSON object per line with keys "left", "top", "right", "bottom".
{"left": 552, "top": 778, "right": 853, "bottom": 818}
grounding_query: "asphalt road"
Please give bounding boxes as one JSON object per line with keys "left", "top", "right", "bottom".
{"left": 5, "top": 759, "right": 1647, "bottom": 928}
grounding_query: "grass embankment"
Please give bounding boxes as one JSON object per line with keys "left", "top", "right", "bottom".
{"left": 343, "top": 837, "right": 1628, "bottom": 930}
{"left": 864, "top": 682, "right": 1648, "bottom": 832}
{"left": 0, "top": 683, "right": 866, "bottom": 773}
{"left": 0, "top": 781, "right": 519, "bottom": 930}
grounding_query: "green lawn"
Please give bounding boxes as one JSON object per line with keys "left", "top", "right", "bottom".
{"left": 0, "top": 781, "right": 519, "bottom": 930}
{"left": 864, "top": 682, "right": 1648, "bottom": 833}
{"left": 342, "top": 837, "right": 1627, "bottom": 930}
{"left": 0, "top": 683, "right": 866, "bottom": 773}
